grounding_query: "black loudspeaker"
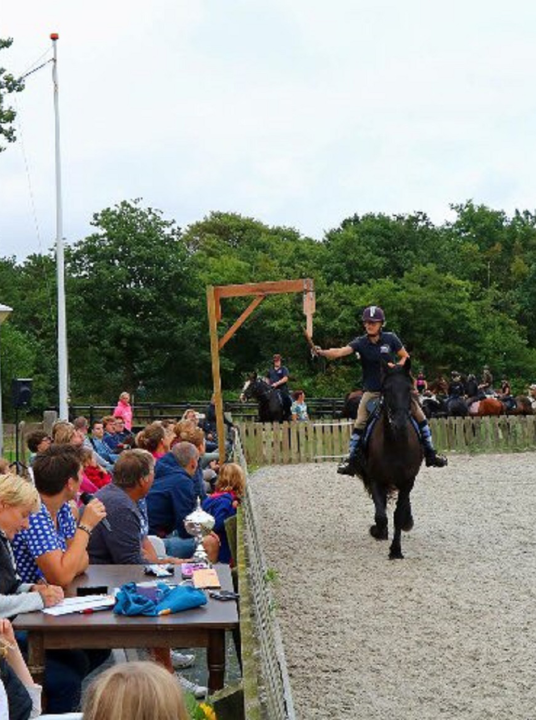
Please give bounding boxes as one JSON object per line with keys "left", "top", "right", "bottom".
{"left": 11, "top": 378, "right": 33, "bottom": 409}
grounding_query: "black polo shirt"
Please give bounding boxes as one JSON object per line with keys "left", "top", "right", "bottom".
{"left": 348, "top": 331, "right": 403, "bottom": 392}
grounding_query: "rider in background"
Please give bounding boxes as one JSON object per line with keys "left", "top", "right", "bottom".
{"left": 315, "top": 305, "right": 447, "bottom": 474}
{"left": 479, "top": 365, "right": 494, "bottom": 395}
{"left": 498, "top": 377, "right": 511, "bottom": 398}
{"left": 414, "top": 370, "right": 428, "bottom": 395}
{"left": 448, "top": 371, "right": 465, "bottom": 398}
{"left": 267, "top": 354, "right": 292, "bottom": 417}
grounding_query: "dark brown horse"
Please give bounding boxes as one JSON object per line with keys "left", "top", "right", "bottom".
{"left": 362, "top": 361, "right": 423, "bottom": 560}
{"left": 505, "top": 395, "right": 534, "bottom": 415}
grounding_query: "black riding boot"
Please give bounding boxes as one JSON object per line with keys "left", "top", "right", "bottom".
{"left": 337, "top": 430, "right": 363, "bottom": 476}
{"left": 418, "top": 419, "right": 448, "bottom": 467}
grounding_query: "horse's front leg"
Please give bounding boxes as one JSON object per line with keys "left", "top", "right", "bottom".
{"left": 369, "top": 482, "right": 388, "bottom": 540}
{"left": 390, "top": 487, "right": 412, "bottom": 559}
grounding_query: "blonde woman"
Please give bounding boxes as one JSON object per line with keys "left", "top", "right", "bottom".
{"left": 82, "top": 661, "right": 188, "bottom": 720}
{"left": 0, "top": 473, "right": 64, "bottom": 616}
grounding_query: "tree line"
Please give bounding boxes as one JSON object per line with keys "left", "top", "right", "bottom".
{"left": 1, "top": 198, "right": 536, "bottom": 415}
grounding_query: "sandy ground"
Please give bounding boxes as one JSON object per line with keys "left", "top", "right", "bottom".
{"left": 249, "top": 454, "right": 536, "bottom": 720}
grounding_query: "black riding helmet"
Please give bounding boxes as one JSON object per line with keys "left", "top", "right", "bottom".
{"left": 361, "top": 305, "right": 385, "bottom": 324}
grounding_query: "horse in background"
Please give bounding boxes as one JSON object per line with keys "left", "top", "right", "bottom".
{"left": 468, "top": 397, "right": 505, "bottom": 416}
{"left": 240, "top": 373, "right": 290, "bottom": 422}
{"left": 504, "top": 395, "right": 533, "bottom": 416}
{"left": 445, "top": 396, "right": 468, "bottom": 417}
{"left": 360, "top": 361, "right": 423, "bottom": 560}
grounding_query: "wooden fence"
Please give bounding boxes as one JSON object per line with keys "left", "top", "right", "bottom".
{"left": 236, "top": 415, "right": 536, "bottom": 466}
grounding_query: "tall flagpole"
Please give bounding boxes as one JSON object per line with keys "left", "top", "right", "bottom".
{"left": 51, "top": 33, "right": 69, "bottom": 420}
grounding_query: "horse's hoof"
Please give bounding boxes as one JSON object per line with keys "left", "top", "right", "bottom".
{"left": 389, "top": 548, "right": 404, "bottom": 559}
{"left": 370, "top": 524, "right": 388, "bottom": 540}
{"left": 402, "top": 516, "right": 414, "bottom": 532}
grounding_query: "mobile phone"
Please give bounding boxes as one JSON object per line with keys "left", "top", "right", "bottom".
{"left": 77, "top": 586, "right": 108, "bottom": 596}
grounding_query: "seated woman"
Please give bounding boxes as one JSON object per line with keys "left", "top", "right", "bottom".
{"left": 202, "top": 463, "right": 245, "bottom": 564}
{"left": 136, "top": 423, "right": 171, "bottom": 461}
{"left": 0, "top": 471, "right": 102, "bottom": 714}
{"left": 173, "top": 422, "right": 217, "bottom": 488}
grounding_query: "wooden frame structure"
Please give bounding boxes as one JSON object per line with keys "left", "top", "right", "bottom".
{"left": 206, "top": 279, "right": 315, "bottom": 462}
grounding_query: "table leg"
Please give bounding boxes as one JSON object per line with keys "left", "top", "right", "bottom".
{"left": 207, "top": 630, "right": 225, "bottom": 693}
{"left": 27, "top": 631, "right": 45, "bottom": 687}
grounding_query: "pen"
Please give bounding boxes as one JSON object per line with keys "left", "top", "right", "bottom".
{"left": 80, "top": 607, "right": 112, "bottom": 614}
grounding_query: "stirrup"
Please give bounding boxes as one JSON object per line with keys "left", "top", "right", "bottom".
{"left": 337, "top": 457, "right": 359, "bottom": 476}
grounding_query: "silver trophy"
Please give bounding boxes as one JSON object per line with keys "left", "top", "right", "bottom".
{"left": 184, "top": 498, "right": 215, "bottom": 565}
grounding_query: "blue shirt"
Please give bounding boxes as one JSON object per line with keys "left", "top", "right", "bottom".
{"left": 12, "top": 502, "right": 77, "bottom": 583}
{"left": 348, "top": 331, "right": 404, "bottom": 392}
{"left": 268, "top": 365, "right": 290, "bottom": 394}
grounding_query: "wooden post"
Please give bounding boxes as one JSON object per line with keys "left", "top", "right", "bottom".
{"left": 207, "top": 286, "right": 227, "bottom": 464}
{"left": 206, "top": 279, "right": 315, "bottom": 465}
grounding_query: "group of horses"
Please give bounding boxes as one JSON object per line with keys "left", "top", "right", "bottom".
{"left": 342, "top": 389, "right": 534, "bottom": 420}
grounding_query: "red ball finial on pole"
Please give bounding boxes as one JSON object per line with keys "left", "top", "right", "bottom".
{"left": 50, "top": 33, "right": 59, "bottom": 40}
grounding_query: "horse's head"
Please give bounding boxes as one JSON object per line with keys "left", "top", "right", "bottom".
{"left": 239, "top": 373, "right": 256, "bottom": 402}
{"left": 240, "top": 373, "right": 270, "bottom": 402}
{"left": 381, "top": 360, "right": 413, "bottom": 433}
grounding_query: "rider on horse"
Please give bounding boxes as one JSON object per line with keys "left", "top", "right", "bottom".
{"left": 315, "top": 305, "right": 448, "bottom": 475}
{"left": 267, "top": 354, "right": 292, "bottom": 418}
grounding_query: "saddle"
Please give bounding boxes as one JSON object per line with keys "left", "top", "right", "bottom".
{"left": 362, "top": 400, "right": 420, "bottom": 455}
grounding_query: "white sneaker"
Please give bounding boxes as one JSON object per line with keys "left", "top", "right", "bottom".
{"left": 170, "top": 650, "right": 196, "bottom": 669}
{"left": 177, "top": 674, "right": 207, "bottom": 699}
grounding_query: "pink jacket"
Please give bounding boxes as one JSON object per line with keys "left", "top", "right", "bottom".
{"left": 113, "top": 399, "right": 133, "bottom": 430}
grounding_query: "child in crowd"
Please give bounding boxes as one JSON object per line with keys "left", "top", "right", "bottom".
{"left": 80, "top": 447, "right": 112, "bottom": 491}
{"left": 82, "top": 661, "right": 189, "bottom": 720}
{"left": 202, "top": 463, "right": 246, "bottom": 564}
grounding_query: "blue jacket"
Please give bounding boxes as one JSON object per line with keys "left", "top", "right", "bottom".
{"left": 202, "top": 492, "right": 237, "bottom": 563}
{"left": 146, "top": 452, "right": 200, "bottom": 538}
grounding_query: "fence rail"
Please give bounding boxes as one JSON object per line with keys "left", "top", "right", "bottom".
{"left": 236, "top": 415, "right": 536, "bottom": 466}
{"left": 235, "top": 431, "right": 296, "bottom": 720}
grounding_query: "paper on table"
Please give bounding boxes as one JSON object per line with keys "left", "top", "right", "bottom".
{"left": 42, "top": 595, "right": 115, "bottom": 616}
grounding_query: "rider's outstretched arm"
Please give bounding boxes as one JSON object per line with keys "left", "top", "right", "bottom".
{"left": 315, "top": 345, "right": 354, "bottom": 360}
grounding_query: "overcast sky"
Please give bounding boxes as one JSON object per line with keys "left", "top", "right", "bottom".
{"left": 2, "top": 0, "right": 536, "bottom": 261}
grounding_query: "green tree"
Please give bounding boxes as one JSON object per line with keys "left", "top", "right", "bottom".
{"left": 66, "top": 200, "right": 199, "bottom": 399}
{"left": 0, "top": 38, "right": 24, "bottom": 152}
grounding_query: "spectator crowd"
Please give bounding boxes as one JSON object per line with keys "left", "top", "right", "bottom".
{"left": 0, "top": 392, "right": 243, "bottom": 718}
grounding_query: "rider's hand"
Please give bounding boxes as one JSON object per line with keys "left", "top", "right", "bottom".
{"left": 314, "top": 346, "right": 324, "bottom": 356}
{"left": 80, "top": 498, "right": 107, "bottom": 530}
{"left": 32, "top": 583, "right": 64, "bottom": 607}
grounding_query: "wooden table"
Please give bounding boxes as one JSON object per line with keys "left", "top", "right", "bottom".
{"left": 13, "top": 564, "right": 238, "bottom": 693}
